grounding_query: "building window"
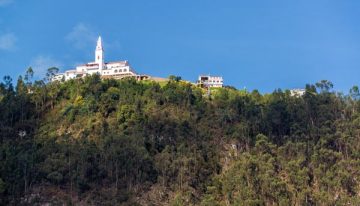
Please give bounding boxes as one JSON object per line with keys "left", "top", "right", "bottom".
{"left": 114, "top": 70, "right": 118, "bottom": 73}
{"left": 123, "top": 69, "right": 127, "bottom": 72}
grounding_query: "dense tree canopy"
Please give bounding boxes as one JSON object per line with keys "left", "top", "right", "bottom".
{"left": 0, "top": 72, "right": 359, "bottom": 205}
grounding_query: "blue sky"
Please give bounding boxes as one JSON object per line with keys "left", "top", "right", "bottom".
{"left": 0, "top": 0, "right": 359, "bottom": 93}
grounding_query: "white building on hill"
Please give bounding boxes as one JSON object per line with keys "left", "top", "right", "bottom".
{"left": 53, "top": 36, "right": 148, "bottom": 81}
{"left": 197, "top": 75, "right": 223, "bottom": 88}
{"left": 290, "top": 89, "right": 306, "bottom": 97}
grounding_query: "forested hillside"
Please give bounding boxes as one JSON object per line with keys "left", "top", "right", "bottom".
{"left": 1, "top": 69, "right": 360, "bottom": 205}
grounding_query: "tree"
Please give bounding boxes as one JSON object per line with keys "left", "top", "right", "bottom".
{"left": 169, "top": 75, "right": 182, "bottom": 82}
{"left": 2, "top": 75, "right": 13, "bottom": 92}
{"left": 24, "top": 67, "right": 34, "bottom": 85}
{"left": 315, "top": 80, "right": 333, "bottom": 93}
{"left": 16, "top": 76, "right": 27, "bottom": 95}
{"left": 350, "top": 86, "right": 359, "bottom": 100}
{"left": 45, "top": 67, "right": 59, "bottom": 82}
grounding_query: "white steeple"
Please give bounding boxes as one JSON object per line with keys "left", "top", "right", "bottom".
{"left": 95, "top": 36, "right": 104, "bottom": 71}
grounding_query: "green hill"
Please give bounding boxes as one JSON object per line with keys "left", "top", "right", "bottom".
{"left": 1, "top": 73, "right": 360, "bottom": 205}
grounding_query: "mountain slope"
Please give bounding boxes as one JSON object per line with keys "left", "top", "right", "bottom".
{"left": 0, "top": 75, "right": 360, "bottom": 205}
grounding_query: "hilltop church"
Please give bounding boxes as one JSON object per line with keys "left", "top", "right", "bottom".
{"left": 52, "top": 36, "right": 149, "bottom": 81}
{"left": 52, "top": 36, "right": 223, "bottom": 88}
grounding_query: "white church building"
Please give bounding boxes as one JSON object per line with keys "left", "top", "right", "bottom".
{"left": 52, "top": 36, "right": 149, "bottom": 81}
{"left": 52, "top": 36, "right": 224, "bottom": 87}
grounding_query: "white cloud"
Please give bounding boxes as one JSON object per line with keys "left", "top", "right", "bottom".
{"left": 30, "top": 55, "right": 63, "bottom": 78}
{"left": 66, "top": 23, "right": 97, "bottom": 49}
{"left": 65, "top": 23, "right": 123, "bottom": 54}
{"left": 0, "top": 33, "right": 16, "bottom": 50}
{"left": 0, "top": 0, "right": 13, "bottom": 7}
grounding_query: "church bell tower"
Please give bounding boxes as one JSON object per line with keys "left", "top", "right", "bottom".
{"left": 95, "top": 36, "right": 104, "bottom": 72}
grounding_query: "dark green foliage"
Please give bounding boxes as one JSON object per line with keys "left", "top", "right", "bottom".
{"left": 0, "top": 73, "right": 360, "bottom": 205}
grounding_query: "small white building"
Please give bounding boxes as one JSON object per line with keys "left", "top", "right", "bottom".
{"left": 52, "top": 36, "right": 147, "bottom": 82}
{"left": 197, "top": 75, "right": 223, "bottom": 88}
{"left": 290, "top": 89, "right": 306, "bottom": 97}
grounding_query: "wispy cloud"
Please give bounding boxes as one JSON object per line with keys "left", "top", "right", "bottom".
{"left": 30, "top": 55, "right": 63, "bottom": 78}
{"left": 0, "top": 33, "right": 16, "bottom": 50}
{"left": 66, "top": 23, "right": 97, "bottom": 50}
{"left": 65, "top": 22, "right": 123, "bottom": 54}
{"left": 0, "top": 0, "right": 13, "bottom": 7}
